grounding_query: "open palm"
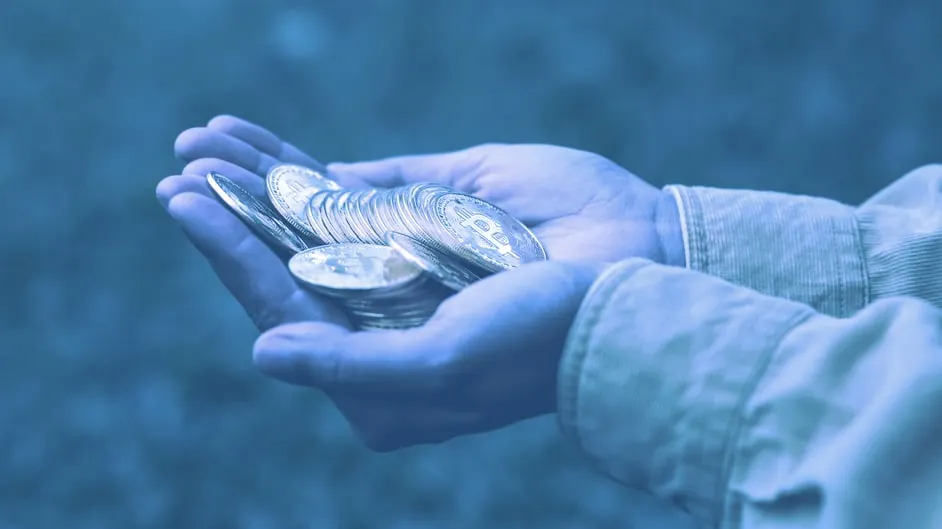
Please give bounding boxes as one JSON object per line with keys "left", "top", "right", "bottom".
{"left": 157, "top": 115, "right": 663, "bottom": 332}
{"left": 326, "top": 140, "right": 665, "bottom": 263}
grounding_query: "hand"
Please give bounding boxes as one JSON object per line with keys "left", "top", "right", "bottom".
{"left": 256, "top": 260, "right": 605, "bottom": 450}
{"left": 327, "top": 139, "right": 670, "bottom": 264}
{"left": 157, "top": 115, "right": 673, "bottom": 450}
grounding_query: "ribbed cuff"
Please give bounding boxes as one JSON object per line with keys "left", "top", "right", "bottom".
{"left": 668, "top": 185, "right": 869, "bottom": 318}
{"left": 655, "top": 188, "right": 687, "bottom": 268}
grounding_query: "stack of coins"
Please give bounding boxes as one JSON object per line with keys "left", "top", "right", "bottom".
{"left": 205, "top": 162, "right": 547, "bottom": 330}
{"left": 287, "top": 242, "right": 458, "bottom": 330}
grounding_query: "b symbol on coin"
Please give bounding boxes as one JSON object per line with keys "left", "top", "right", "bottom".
{"left": 459, "top": 211, "right": 520, "bottom": 259}
{"left": 286, "top": 179, "right": 307, "bottom": 195}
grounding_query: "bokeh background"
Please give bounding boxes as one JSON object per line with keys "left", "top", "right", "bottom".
{"left": 1, "top": 1, "right": 939, "bottom": 527}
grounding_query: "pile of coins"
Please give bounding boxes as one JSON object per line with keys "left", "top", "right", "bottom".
{"left": 206, "top": 162, "right": 547, "bottom": 330}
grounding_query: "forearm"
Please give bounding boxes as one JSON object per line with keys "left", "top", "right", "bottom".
{"left": 559, "top": 259, "right": 942, "bottom": 528}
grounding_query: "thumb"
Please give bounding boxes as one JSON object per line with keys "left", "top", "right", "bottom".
{"left": 253, "top": 321, "right": 445, "bottom": 396}
{"left": 327, "top": 143, "right": 503, "bottom": 188}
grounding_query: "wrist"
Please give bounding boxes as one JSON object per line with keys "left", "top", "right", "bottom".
{"left": 655, "top": 188, "right": 686, "bottom": 268}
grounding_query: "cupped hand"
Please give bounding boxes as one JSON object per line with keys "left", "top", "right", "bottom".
{"left": 157, "top": 115, "right": 666, "bottom": 450}
{"left": 255, "top": 260, "right": 605, "bottom": 451}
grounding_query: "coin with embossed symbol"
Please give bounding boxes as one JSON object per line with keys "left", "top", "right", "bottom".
{"left": 210, "top": 161, "right": 550, "bottom": 329}
{"left": 288, "top": 243, "right": 456, "bottom": 331}
{"left": 289, "top": 243, "right": 421, "bottom": 292}
{"left": 206, "top": 171, "right": 309, "bottom": 255}
{"left": 266, "top": 163, "right": 342, "bottom": 241}
{"left": 385, "top": 231, "right": 481, "bottom": 292}
{"left": 429, "top": 192, "right": 546, "bottom": 273}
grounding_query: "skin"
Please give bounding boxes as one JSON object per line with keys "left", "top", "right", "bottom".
{"left": 157, "top": 115, "right": 666, "bottom": 451}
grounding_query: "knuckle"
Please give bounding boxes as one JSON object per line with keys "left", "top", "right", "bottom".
{"left": 248, "top": 302, "right": 287, "bottom": 333}
{"left": 246, "top": 286, "right": 309, "bottom": 335}
{"left": 207, "top": 114, "right": 238, "bottom": 128}
{"left": 420, "top": 335, "right": 464, "bottom": 392}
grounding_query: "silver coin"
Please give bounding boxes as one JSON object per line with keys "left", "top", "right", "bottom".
{"left": 385, "top": 231, "right": 481, "bottom": 292}
{"left": 264, "top": 178, "right": 547, "bottom": 330}
{"left": 288, "top": 243, "right": 456, "bottom": 331}
{"left": 331, "top": 191, "right": 362, "bottom": 243}
{"left": 373, "top": 188, "right": 402, "bottom": 241}
{"left": 352, "top": 190, "right": 385, "bottom": 244}
{"left": 304, "top": 191, "right": 336, "bottom": 244}
{"left": 317, "top": 190, "right": 347, "bottom": 244}
{"left": 289, "top": 243, "right": 422, "bottom": 292}
{"left": 266, "top": 163, "right": 342, "bottom": 241}
{"left": 206, "top": 171, "right": 309, "bottom": 254}
{"left": 430, "top": 192, "right": 546, "bottom": 272}
{"left": 396, "top": 185, "right": 430, "bottom": 242}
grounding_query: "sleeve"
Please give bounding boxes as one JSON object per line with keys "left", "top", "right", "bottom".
{"left": 558, "top": 258, "right": 942, "bottom": 529}
{"left": 665, "top": 164, "right": 942, "bottom": 317}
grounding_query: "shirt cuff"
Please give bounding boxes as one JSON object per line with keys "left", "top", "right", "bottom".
{"left": 557, "top": 259, "right": 814, "bottom": 525}
{"left": 667, "top": 185, "right": 869, "bottom": 318}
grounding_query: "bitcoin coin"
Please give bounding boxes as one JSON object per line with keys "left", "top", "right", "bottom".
{"left": 301, "top": 184, "right": 542, "bottom": 274}
{"left": 206, "top": 171, "right": 309, "bottom": 254}
{"left": 288, "top": 243, "right": 455, "bottom": 331}
{"left": 266, "top": 163, "right": 342, "bottom": 241}
{"left": 210, "top": 162, "right": 548, "bottom": 329}
{"left": 385, "top": 231, "right": 481, "bottom": 292}
{"left": 289, "top": 244, "right": 421, "bottom": 291}
{"left": 430, "top": 192, "right": 546, "bottom": 273}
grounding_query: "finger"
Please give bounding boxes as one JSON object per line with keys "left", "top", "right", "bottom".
{"left": 156, "top": 174, "right": 210, "bottom": 209}
{"left": 206, "top": 114, "right": 329, "bottom": 172}
{"left": 174, "top": 127, "right": 280, "bottom": 177}
{"left": 155, "top": 167, "right": 264, "bottom": 210}
{"left": 181, "top": 158, "right": 266, "bottom": 197}
{"left": 327, "top": 144, "right": 500, "bottom": 188}
{"left": 165, "top": 192, "right": 348, "bottom": 331}
{"left": 253, "top": 321, "right": 450, "bottom": 395}
{"left": 207, "top": 115, "right": 283, "bottom": 155}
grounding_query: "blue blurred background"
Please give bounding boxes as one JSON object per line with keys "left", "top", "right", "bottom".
{"left": 0, "top": 1, "right": 939, "bottom": 527}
